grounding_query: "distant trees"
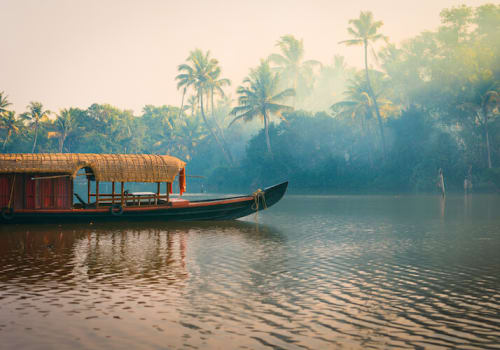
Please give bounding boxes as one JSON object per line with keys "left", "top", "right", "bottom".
{"left": 230, "top": 61, "right": 295, "bottom": 155}
{"left": 0, "top": 3, "right": 498, "bottom": 192}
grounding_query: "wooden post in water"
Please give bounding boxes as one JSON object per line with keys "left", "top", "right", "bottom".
{"left": 438, "top": 168, "right": 445, "bottom": 198}
{"left": 96, "top": 181, "right": 100, "bottom": 208}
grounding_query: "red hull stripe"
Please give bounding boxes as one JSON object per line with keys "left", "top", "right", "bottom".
{"left": 13, "top": 196, "right": 254, "bottom": 214}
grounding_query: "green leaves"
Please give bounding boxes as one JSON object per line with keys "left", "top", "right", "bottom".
{"left": 231, "top": 60, "right": 295, "bottom": 154}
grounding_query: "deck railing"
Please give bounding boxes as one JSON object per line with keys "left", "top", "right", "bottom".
{"left": 88, "top": 181, "right": 171, "bottom": 207}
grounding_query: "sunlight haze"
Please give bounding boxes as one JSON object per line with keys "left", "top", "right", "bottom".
{"left": 0, "top": 0, "right": 493, "bottom": 114}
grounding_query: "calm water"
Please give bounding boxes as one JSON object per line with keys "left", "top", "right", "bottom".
{"left": 1, "top": 194, "right": 500, "bottom": 349}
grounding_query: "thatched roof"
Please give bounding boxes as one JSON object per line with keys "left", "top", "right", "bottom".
{"left": 0, "top": 153, "right": 186, "bottom": 183}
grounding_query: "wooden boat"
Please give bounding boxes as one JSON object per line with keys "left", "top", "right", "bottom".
{"left": 0, "top": 153, "right": 287, "bottom": 224}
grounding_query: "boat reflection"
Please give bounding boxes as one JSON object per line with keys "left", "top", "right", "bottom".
{"left": 0, "top": 220, "right": 284, "bottom": 289}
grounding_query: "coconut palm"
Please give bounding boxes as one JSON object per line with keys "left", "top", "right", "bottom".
{"left": 175, "top": 62, "right": 196, "bottom": 120}
{"left": 207, "top": 67, "right": 232, "bottom": 153}
{"left": 340, "top": 11, "right": 388, "bottom": 157}
{"left": 481, "top": 90, "right": 499, "bottom": 168}
{"left": 176, "top": 49, "right": 233, "bottom": 164}
{"left": 1, "top": 111, "right": 20, "bottom": 151}
{"left": 185, "top": 95, "right": 199, "bottom": 117}
{"left": 0, "top": 91, "right": 12, "bottom": 117}
{"left": 460, "top": 85, "right": 499, "bottom": 168}
{"left": 331, "top": 73, "right": 397, "bottom": 133}
{"left": 230, "top": 60, "right": 295, "bottom": 155}
{"left": 269, "top": 35, "right": 320, "bottom": 105}
{"left": 55, "top": 109, "right": 76, "bottom": 152}
{"left": 21, "top": 101, "right": 51, "bottom": 153}
{"left": 175, "top": 114, "right": 207, "bottom": 160}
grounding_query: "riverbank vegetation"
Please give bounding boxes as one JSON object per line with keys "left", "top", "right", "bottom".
{"left": 1, "top": 4, "right": 499, "bottom": 193}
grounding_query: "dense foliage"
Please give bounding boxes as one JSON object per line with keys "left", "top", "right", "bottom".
{"left": 1, "top": 4, "right": 499, "bottom": 193}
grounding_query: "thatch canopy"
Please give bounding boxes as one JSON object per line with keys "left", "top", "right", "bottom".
{"left": 0, "top": 153, "right": 186, "bottom": 183}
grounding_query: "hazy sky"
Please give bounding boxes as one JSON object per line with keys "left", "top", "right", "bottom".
{"left": 0, "top": 0, "right": 493, "bottom": 114}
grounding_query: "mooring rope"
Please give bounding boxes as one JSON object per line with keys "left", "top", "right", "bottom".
{"left": 8, "top": 174, "right": 16, "bottom": 209}
{"left": 252, "top": 189, "right": 267, "bottom": 211}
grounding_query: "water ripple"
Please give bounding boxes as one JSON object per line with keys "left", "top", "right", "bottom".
{"left": 1, "top": 195, "right": 500, "bottom": 349}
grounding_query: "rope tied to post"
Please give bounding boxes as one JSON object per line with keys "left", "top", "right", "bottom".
{"left": 8, "top": 174, "right": 16, "bottom": 209}
{"left": 252, "top": 189, "right": 267, "bottom": 211}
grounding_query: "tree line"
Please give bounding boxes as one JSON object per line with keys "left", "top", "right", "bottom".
{"left": 1, "top": 4, "right": 499, "bottom": 193}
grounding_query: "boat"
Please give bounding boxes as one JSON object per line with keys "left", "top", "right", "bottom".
{"left": 0, "top": 153, "right": 287, "bottom": 224}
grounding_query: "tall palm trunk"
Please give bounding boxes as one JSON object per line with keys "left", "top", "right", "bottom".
{"left": 199, "top": 91, "right": 233, "bottom": 165}
{"left": 178, "top": 88, "right": 186, "bottom": 119}
{"left": 263, "top": 110, "right": 273, "bottom": 155}
{"left": 484, "top": 114, "right": 492, "bottom": 169}
{"left": 31, "top": 120, "right": 39, "bottom": 153}
{"left": 58, "top": 133, "right": 66, "bottom": 153}
{"left": 2, "top": 129, "right": 11, "bottom": 151}
{"left": 210, "top": 88, "right": 234, "bottom": 163}
{"left": 361, "top": 113, "right": 374, "bottom": 168}
{"left": 364, "top": 40, "right": 386, "bottom": 159}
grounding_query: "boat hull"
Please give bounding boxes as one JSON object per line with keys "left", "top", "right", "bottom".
{"left": 0, "top": 182, "right": 288, "bottom": 224}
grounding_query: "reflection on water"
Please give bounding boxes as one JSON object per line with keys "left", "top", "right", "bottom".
{"left": 1, "top": 195, "right": 500, "bottom": 349}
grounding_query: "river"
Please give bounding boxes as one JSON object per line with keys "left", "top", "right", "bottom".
{"left": 1, "top": 194, "right": 499, "bottom": 349}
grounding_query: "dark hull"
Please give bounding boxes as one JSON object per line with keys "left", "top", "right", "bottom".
{"left": 1, "top": 182, "right": 288, "bottom": 224}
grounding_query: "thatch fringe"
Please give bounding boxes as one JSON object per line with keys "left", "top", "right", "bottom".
{"left": 0, "top": 153, "right": 186, "bottom": 183}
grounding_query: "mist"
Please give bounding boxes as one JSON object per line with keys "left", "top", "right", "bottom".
{"left": 0, "top": 2, "right": 499, "bottom": 194}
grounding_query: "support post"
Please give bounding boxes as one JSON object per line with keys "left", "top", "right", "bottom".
{"left": 96, "top": 181, "right": 100, "bottom": 208}
{"left": 121, "top": 182, "right": 125, "bottom": 207}
{"left": 87, "top": 178, "right": 91, "bottom": 204}
{"left": 112, "top": 182, "right": 115, "bottom": 204}
{"left": 156, "top": 182, "right": 160, "bottom": 205}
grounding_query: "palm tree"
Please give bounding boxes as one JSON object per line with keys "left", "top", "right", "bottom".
{"left": 332, "top": 72, "right": 397, "bottom": 127}
{"left": 21, "top": 101, "right": 51, "bottom": 153}
{"left": 230, "top": 60, "right": 295, "bottom": 155}
{"left": 175, "top": 114, "right": 207, "bottom": 160}
{"left": 340, "top": 11, "right": 388, "bottom": 157}
{"left": 1, "top": 111, "right": 20, "bottom": 151}
{"left": 175, "top": 62, "right": 196, "bottom": 120}
{"left": 55, "top": 109, "right": 76, "bottom": 152}
{"left": 185, "top": 95, "right": 198, "bottom": 117}
{"left": 207, "top": 67, "right": 232, "bottom": 154}
{"left": 461, "top": 85, "right": 499, "bottom": 168}
{"left": 176, "top": 49, "right": 233, "bottom": 164}
{"left": 481, "top": 90, "right": 499, "bottom": 168}
{"left": 0, "top": 91, "right": 12, "bottom": 117}
{"left": 269, "top": 35, "right": 320, "bottom": 106}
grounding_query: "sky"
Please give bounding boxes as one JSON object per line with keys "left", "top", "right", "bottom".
{"left": 0, "top": 0, "right": 494, "bottom": 115}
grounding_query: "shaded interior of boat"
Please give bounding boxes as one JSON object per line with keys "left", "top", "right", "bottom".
{"left": 0, "top": 153, "right": 188, "bottom": 212}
